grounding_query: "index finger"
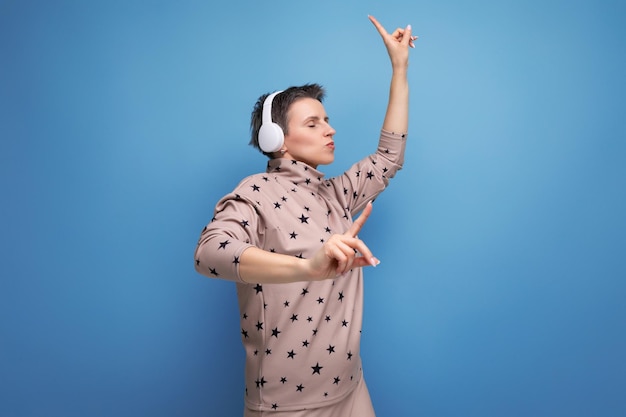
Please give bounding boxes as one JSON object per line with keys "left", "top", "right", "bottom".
{"left": 346, "top": 201, "right": 373, "bottom": 237}
{"left": 368, "top": 15, "right": 388, "bottom": 37}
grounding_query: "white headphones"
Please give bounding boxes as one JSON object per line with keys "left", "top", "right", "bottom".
{"left": 258, "top": 90, "right": 285, "bottom": 153}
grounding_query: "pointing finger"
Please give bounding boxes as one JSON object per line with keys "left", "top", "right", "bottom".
{"left": 346, "top": 201, "right": 373, "bottom": 238}
{"left": 368, "top": 15, "right": 388, "bottom": 37}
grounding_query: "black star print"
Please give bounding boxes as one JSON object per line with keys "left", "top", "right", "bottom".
{"left": 287, "top": 350, "right": 296, "bottom": 359}
{"left": 280, "top": 377, "right": 287, "bottom": 384}
{"left": 218, "top": 240, "right": 230, "bottom": 249}
{"left": 233, "top": 256, "right": 240, "bottom": 265}
{"left": 272, "top": 404, "right": 278, "bottom": 410}
{"left": 254, "top": 284, "right": 263, "bottom": 294}
{"left": 307, "top": 316, "right": 313, "bottom": 322}
{"left": 302, "top": 340, "right": 309, "bottom": 347}
{"left": 366, "top": 171, "right": 374, "bottom": 180}
{"left": 251, "top": 184, "right": 260, "bottom": 192}
{"left": 296, "top": 384, "right": 304, "bottom": 392}
{"left": 298, "top": 214, "right": 309, "bottom": 223}
{"left": 195, "top": 259, "right": 200, "bottom": 266}
{"left": 255, "top": 377, "right": 266, "bottom": 388}
{"left": 242, "top": 313, "right": 248, "bottom": 320}
{"left": 241, "top": 329, "right": 248, "bottom": 338}
{"left": 327, "top": 345, "right": 335, "bottom": 354}
{"left": 274, "top": 202, "right": 282, "bottom": 209}
{"left": 317, "top": 297, "right": 324, "bottom": 304}
{"left": 271, "top": 327, "right": 281, "bottom": 338}
{"left": 347, "top": 351, "right": 353, "bottom": 360}
{"left": 325, "top": 227, "right": 331, "bottom": 233}
{"left": 265, "top": 348, "right": 272, "bottom": 355}
{"left": 342, "top": 320, "right": 349, "bottom": 327}
{"left": 312, "top": 328, "right": 318, "bottom": 336}
{"left": 325, "top": 315, "right": 331, "bottom": 322}
{"left": 281, "top": 196, "right": 288, "bottom": 202}
{"left": 343, "top": 187, "right": 348, "bottom": 195}
{"left": 256, "top": 321, "right": 263, "bottom": 331}
{"left": 311, "top": 362, "right": 323, "bottom": 375}
{"left": 209, "top": 267, "right": 218, "bottom": 276}
{"left": 305, "top": 178, "right": 311, "bottom": 185}
{"left": 301, "top": 288, "right": 309, "bottom": 296}
{"left": 253, "top": 349, "right": 258, "bottom": 356}
{"left": 383, "top": 167, "right": 389, "bottom": 173}
{"left": 304, "top": 206, "right": 310, "bottom": 211}
{"left": 338, "top": 291, "right": 344, "bottom": 302}
{"left": 289, "top": 231, "right": 298, "bottom": 239}
{"left": 333, "top": 376, "right": 340, "bottom": 385}
{"left": 262, "top": 176, "right": 269, "bottom": 182}
{"left": 241, "top": 219, "right": 249, "bottom": 227}
{"left": 284, "top": 300, "right": 290, "bottom": 307}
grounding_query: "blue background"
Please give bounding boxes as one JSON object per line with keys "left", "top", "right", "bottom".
{"left": 2, "top": 0, "right": 625, "bottom": 416}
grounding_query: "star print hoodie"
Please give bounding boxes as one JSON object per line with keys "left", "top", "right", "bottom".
{"left": 194, "top": 129, "right": 406, "bottom": 412}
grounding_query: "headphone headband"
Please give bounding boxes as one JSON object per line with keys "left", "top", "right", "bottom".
{"left": 262, "top": 90, "right": 283, "bottom": 125}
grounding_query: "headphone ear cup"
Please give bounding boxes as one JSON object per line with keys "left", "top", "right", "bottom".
{"left": 258, "top": 122, "right": 284, "bottom": 153}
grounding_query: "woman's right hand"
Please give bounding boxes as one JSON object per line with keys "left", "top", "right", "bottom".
{"left": 306, "top": 201, "right": 380, "bottom": 280}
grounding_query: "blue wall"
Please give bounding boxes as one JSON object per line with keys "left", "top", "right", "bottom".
{"left": 2, "top": 1, "right": 625, "bottom": 416}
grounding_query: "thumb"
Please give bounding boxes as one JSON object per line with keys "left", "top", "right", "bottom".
{"left": 402, "top": 24, "right": 412, "bottom": 46}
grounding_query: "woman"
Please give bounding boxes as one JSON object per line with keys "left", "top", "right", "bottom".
{"left": 194, "top": 15, "right": 416, "bottom": 417}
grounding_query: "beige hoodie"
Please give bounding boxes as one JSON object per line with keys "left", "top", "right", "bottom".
{"left": 195, "top": 129, "right": 406, "bottom": 412}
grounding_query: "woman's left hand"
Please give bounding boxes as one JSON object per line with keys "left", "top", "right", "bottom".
{"left": 368, "top": 15, "right": 417, "bottom": 69}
